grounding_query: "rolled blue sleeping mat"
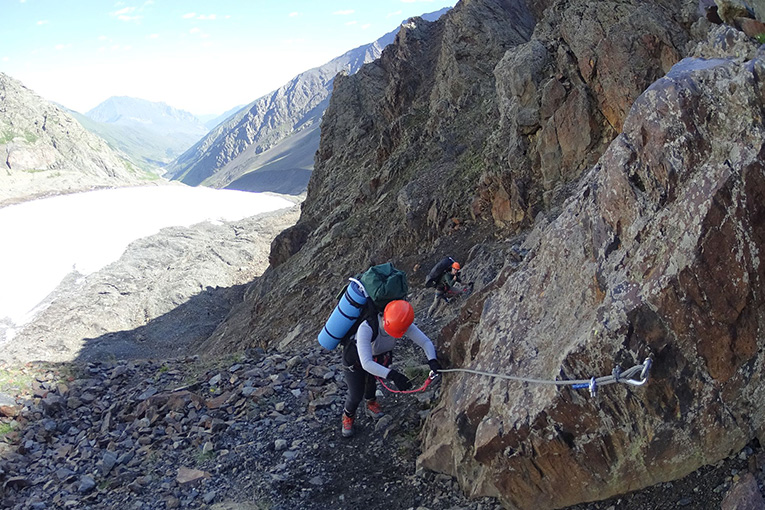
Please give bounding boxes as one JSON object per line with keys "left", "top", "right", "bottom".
{"left": 318, "top": 279, "right": 368, "bottom": 350}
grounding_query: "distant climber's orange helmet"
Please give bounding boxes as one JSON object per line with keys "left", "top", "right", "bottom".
{"left": 383, "top": 300, "right": 415, "bottom": 338}
{"left": 452, "top": 261, "right": 461, "bottom": 270}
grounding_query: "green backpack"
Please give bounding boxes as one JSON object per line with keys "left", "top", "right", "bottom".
{"left": 357, "top": 262, "right": 409, "bottom": 313}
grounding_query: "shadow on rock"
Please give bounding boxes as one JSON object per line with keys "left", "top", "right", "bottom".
{"left": 75, "top": 283, "right": 249, "bottom": 363}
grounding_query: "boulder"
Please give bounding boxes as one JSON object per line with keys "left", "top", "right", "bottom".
{"left": 419, "top": 50, "right": 765, "bottom": 509}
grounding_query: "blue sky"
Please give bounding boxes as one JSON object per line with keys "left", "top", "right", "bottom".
{"left": 0, "top": 0, "right": 456, "bottom": 116}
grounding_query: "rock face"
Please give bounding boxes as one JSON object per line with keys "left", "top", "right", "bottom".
{"left": 199, "top": 0, "right": 540, "bottom": 356}
{"left": 191, "top": 0, "right": 765, "bottom": 507}
{"left": 419, "top": 39, "right": 765, "bottom": 510}
{"left": 0, "top": 73, "right": 150, "bottom": 207}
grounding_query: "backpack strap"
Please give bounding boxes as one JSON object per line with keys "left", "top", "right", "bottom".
{"left": 339, "top": 300, "right": 379, "bottom": 347}
{"left": 341, "top": 307, "right": 381, "bottom": 369}
{"left": 368, "top": 309, "right": 380, "bottom": 340}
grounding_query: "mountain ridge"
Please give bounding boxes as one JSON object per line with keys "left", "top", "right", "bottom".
{"left": 0, "top": 73, "right": 154, "bottom": 208}
{"left": 86, "top": 96, "right": 208, "bottom": 138}
{"left": 80, "top": 96, "right": 209, "bottom": 173}
{"left": 164, "top": 7, "right": 452, "bottom": 195}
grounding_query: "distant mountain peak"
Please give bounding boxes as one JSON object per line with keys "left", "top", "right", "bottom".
{"left": 86, "top": 96, "right": 208, "bottom": 138}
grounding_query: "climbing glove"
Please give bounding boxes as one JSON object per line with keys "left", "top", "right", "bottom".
{"left": 428, "top": 359, "right": 442, "bottom": 374}
{"left": 387, "top": 369, "right": 412, "bottom": 391}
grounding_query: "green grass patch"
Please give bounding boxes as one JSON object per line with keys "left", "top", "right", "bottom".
{"left": 195, "top": 449, "right": 216, "bottom": 464}
{"left": 0, "top": 363, "right": 82, "bottom": 396}
{"left": 139, "top": 171, "right": 161, "bottom": 181}
{"left": 756, "top": 33, "right": 765, "bottom": 44}
{"left": 403, "top": 364, "right": 431, "bottom": 383}
{"left": 0, "top": 422, "right": 18, "bottom": 438}
{"left": 0, "top": 131, "right": 14, "bottom": 144}
{"left": 0, "top": 368, "right": 35, "bottom": 394}
{"left": 0, "top": 130, "right": 39, "bottom": 144}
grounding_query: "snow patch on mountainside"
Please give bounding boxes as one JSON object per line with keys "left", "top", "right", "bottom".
{"left": 0, "top": 185, "right": 292, "bottom": 328}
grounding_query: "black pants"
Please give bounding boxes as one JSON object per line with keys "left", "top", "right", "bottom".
{"left": 343, "top": 343, "right": 391, "bottom": 416}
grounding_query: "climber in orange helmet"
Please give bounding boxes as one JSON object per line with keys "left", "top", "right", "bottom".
{"left": 427, "top": 260, "right": 471, "bottom": 317}
{"left": 340, "top": 299, "right": 440, "bottom": 438}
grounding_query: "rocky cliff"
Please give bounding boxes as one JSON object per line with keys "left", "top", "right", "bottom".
{"left": 194, "top": 0, "right": 765, "bottom": 507}
{"left": 0, "top": 74, "right": 151, "bottom": 207}
{"left": 420, "top": 33, "right": 765, "bottom": 510}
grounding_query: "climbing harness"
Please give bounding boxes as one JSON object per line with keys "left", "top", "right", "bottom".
{"left": 376, "top": 358, "right": 652, "bottom": 398}
{"left": 439, "top": 357, "right": 652, "bottom": 398}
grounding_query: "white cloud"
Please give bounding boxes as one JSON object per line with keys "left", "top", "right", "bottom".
{"left": 182, "top": 12, "right": 196, "bottom": 19}
{"left": 37, "top": 20, "right": 50, "bottom": 25}
{"left": 288, "top": 12, "right": 299, "bottom": 17}
{"left": 197, "top": 14, "right": 217, "bottom": 20}
{"left": 99, "top": 44, "right": 131, "bottom": 52}
{"left": 345, "top": 21, "right": 357, "bottom": 26}
{"left": 189, "top": 27, "right": 201, "bottom": 34}
{"left": 2, "top": 57, "right": 9, "bottom": 62}
{"left": 361, "top": 23, "right": 371, "bottom": 29}
{"left": 387, "top": 10, "right": 403, "bottom": 17}
{"left": 147, "top": 33, "right": 159, "bottom": 39}
{"left": 333, "top": 9, "right": 355, "bottom": 15}
{"left": 113, "top": 6, "right": 135, "bottom": 16}
{"left": 111, "top": 7, "right": 141, "bottom": 22}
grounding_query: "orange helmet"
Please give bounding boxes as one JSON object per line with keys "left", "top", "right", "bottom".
{"left": 383, "top": 300, "right": 414, "bottom": 338}
{"left": 452, "top": 261, "right": 461, "bottom": 270}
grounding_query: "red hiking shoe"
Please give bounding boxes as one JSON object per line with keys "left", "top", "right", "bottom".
{"left": 342, "top": 413, "right": 354, "bottom": 438}
{"left": 365, "top": 399, "right": 383, "bottom": 419}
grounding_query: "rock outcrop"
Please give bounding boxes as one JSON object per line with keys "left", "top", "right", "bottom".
{"left": 0, "top": 73, "right": 151, "bottom": 207}
{"left": 419, "top": 33, "right": 765, "bottom": 510}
